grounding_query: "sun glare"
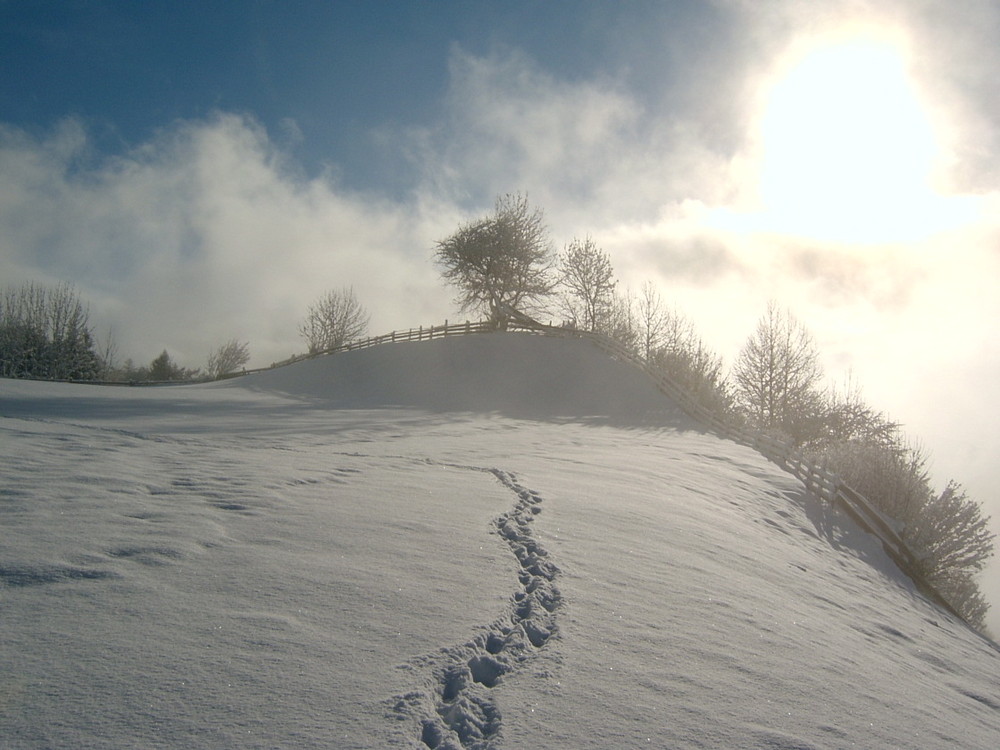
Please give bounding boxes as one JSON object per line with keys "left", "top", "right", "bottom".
{"left": 714, "top": 30, "right": 978, "bottom": 243}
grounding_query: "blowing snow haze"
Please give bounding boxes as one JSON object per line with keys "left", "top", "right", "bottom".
{"left": 2, "top": 333, "right": 999, "bottom": 748}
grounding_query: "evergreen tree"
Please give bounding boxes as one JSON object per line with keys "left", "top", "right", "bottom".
{"left": 0, "top": 281, "right": 101, "bottom": 380}
{"left": 148, "top": 350, "right": 199, "bottom": 381}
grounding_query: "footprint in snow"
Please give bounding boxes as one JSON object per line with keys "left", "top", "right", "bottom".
{"left": 390, "top": 466, "right": 562, "bottom": 750}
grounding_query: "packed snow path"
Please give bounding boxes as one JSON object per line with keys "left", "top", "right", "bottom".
{"left": 2, "top": 334, "right": 999, "bottom": 748}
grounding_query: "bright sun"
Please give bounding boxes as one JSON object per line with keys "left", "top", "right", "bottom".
{"left": 715, "top": 30, "right": 977, "bottom": 243}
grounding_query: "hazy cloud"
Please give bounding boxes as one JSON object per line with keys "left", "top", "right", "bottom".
{"left": 640, "top": 236, "right": 741, "bottom": 286}
{"left": 407, "top": 45, "right": 736, "bottom": 232}
{"left": 0, "top": 113, "right": 450, "bottom": 367}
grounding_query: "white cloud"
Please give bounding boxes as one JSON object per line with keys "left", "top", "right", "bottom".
{"left": 0, "top": 113, "right": 452, "bottom": 368}
{"left": 406, "top": 45, "right": 736, "bottom": 234}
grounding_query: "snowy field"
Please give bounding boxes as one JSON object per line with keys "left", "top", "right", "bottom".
{"left": 2, "top": 333, "right": 999, "bottom": 749}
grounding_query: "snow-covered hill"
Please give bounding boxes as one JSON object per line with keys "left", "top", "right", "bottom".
{"left": 2, "top": 332, "right": 998, "bottom": 749}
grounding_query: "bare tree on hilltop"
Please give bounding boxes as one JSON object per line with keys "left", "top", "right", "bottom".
{"left": 731, "top": 301, "right": 824, "bottom": 442}
{"left": 299, "top": 287, "right": 370, "bottom": 354}
{"left": 636, "top": 281, "right": 670, "bottom": 361}
{"left": 558, "top": 236, "right": 615, "bottom": 332}
{"left": 435, "top": 192, "right": 555, "bottom": 329}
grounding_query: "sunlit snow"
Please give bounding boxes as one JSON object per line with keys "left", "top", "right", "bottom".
{"left": 2, "top": 333, "right": 998, "bottom": 748}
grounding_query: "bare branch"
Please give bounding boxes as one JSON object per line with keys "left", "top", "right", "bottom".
{"left": 299, "top": 287, "right": 370, "bottom": 354}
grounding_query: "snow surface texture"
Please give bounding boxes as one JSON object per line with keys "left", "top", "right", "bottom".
{"left": 2, "top": 332, "right": 999, "bottom": 749}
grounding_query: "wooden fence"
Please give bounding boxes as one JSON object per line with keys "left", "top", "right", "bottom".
{"left": 242, "top": 320, "right": 496, "bottom": 375}
{"left": 565, "top": 324, "right": 962, "bottom": 621}
{"left": 63, "top": 314, "right": 963, "bottom": 623}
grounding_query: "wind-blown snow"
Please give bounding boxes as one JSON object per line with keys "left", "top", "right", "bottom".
{"left": 2, "top": 332, "right": 998, "bottom": 749}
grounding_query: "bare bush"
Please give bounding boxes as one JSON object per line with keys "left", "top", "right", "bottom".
{"left": 600, "top": 289, "right": 640, "bottom": 356}
{"left": 811, "top": 373, "right": 901, "bottom": 449}
{"left": 646, "top": 304, "right": 732, "bottom": 417}
{"left": 207, "top": 339, "right": 251, "bottom": 379}
{"left": 299, "top": 287, "right": 370, "bottom": 354}
{"left": 806, "top": 437, "right": 994, "bottom": 628}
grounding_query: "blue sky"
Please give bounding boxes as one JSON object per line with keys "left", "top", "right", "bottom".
{"left": 2, "top": 1, "right": 1000, "bottom": 627}
{"left": 1, "top": 1, "right": 735, "bottom": 194}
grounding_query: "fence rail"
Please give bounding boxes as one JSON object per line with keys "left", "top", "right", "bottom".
{"left": 523, "top": 322, "right": 963, "bottom": 622}
{"left": 241, "top": 320, "right": 497, "bottom": 375}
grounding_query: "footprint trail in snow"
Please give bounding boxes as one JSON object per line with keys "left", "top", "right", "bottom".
{"left": 390, "top": 467, "right": 562, "bottom": 750}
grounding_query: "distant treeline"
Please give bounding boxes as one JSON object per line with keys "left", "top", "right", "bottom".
{"left": 0, "top": 282, "right": 102, "bottom": 380}
{"left": 0, "top": 281, "right": 249, "bottom": 383}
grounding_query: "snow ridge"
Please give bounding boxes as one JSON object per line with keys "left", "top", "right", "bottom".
{"left": 391, "top": 466, "right": 562, "bottom": 749}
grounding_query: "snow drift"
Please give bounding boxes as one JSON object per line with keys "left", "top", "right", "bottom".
{"left": 1, "top": 331, "right": 998, "bottom": 749}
